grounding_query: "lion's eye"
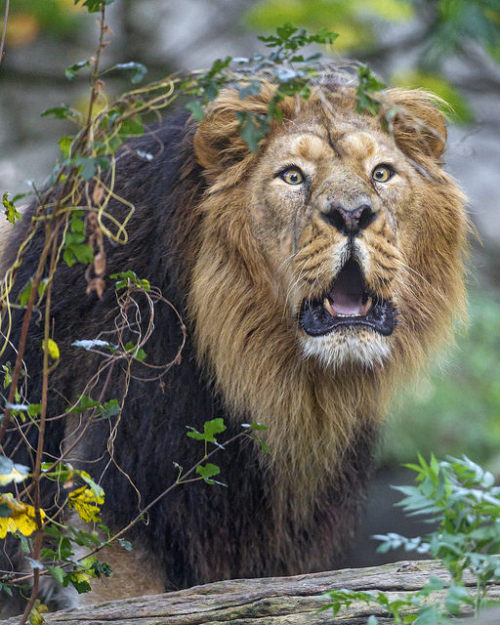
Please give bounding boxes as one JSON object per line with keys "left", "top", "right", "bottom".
{"left": 280, "top": 168, "right": 304, "bottom": 185}
{"left": 372, "top": 164, "right": 395, "bottom": 183}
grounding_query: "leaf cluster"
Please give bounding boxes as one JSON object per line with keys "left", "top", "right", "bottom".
{"left": 183, "top": 23, "right": 340, "bottom": 152}
{"left": 323, "top": 455, "right": 500, "bottom": 623}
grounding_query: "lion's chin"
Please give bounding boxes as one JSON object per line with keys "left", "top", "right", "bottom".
{"left": 300, "top": 330, "right": 392, "bottom": 370}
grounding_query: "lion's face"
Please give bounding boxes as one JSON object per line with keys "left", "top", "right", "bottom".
{"left": 192, "top": 84, "right": 467, "bottom": 395}
{"left": 247, "top": 111, "right": 413, "bottom": 368}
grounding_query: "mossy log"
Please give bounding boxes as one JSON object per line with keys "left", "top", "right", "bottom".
{"left": 5, "top": 560, "right": 500, "bottom": 625}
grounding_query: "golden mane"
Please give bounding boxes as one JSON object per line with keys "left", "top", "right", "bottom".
{"left": 188, "top": 84, "right": 467, "bottom": 512}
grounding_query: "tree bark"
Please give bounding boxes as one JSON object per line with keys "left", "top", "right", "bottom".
{"left": 4, "top": 560, "right": 500, "bottom": 625}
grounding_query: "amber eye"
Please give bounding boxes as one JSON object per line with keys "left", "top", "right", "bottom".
{"left": 280, "top": 168, "right": 304, "bottom": 185}
{"left": 372, "top": 164, "right": 394, "bottom": 183}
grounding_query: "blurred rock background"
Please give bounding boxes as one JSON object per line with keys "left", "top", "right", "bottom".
{"left": 1, "top": 0, "right": 499, "bottom": 567}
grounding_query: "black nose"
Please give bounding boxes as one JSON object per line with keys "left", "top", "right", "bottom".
{"left": 321, "top": 201, "right": 377, "bottom": 236}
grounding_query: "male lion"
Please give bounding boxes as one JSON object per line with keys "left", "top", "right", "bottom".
{"left": 0, "top": 72, "right": 467, "bottom": 610}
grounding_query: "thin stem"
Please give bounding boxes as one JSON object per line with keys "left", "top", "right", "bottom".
{"left": 0, "top": 0, "right": 9, "bottom": 67}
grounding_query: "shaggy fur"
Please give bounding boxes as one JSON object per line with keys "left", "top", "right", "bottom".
{"left": 0, "top": 78, "right": 467, "bottom": 610}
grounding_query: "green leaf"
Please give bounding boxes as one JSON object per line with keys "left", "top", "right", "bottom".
{"left": 0, "top": 503, "right": 12, "bottom": 517}
{"left": 0, "top": 582, "right": 13, "bottom": 597}
{"left": 74, "top": 0, "right": 115, "bottom": 13}
{"left": 41, "top": 105, "right": 80, "bottom": 122}
{"left": 48, "top": 566, "right": 65, "bottom": 587}
{"left": 59, "top": 136, "right": 74, "bottom": 158}
{"left": 74, "top": 156, "right": 97, "bottom": 181}
{"left": 236, "top": 111, "right": 269, "bottom": 153}
{"left": 238, "top": 82, "right": 262, "bottom": 99}
{"left": 196, "top": 463, "right": 221, "bottom": 484}
{"left": 118, "top": 538, "right": 133, "bottom": 551}
{"left": 356, "top": 65, "right": 386, "bottom": 115}
{"left": 2, "top": 193, "right": 23, "bottom": 225}
{"left": 65, "top": 60, "right": 90, "bottom": 81}
{"left": 78, "top": 470, "right": 105, "bottom": 500}
{"left": 110, "top": 270, "right": 151, "bottom": 291}
{"left": 68, "top": 574, "right": 92, "bottom": 594}
{"left": 102, "top": 399, "right": 121, "bottom": 419}
{"left": 185, "top": 100, "right": 205, "bottom": 122}
{"left": 112, "top": 62, "right": 147, "bottom": 84}
{"left": 187, "top": 418, "right": 226, "bottom": 443}
{"left": 119, "top": 119, "right": 144, "bottom": 136}
{"left": 73, "top": 244, "right": 94, "bottom": 265}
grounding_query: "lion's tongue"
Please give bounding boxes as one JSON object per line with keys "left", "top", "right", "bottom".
{"left": 330, "top": 259, "right": 364, "bottom": 316}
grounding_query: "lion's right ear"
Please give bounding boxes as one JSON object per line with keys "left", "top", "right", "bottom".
{"left": 193, "top": 89, "right": 273, "bottom": 184}
{"left": 386, "top": 89, "right": 448, "bottom": 163}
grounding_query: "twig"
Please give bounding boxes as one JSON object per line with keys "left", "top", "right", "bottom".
{"left": 0, "top": 0, "right": 9, "bottom": 67}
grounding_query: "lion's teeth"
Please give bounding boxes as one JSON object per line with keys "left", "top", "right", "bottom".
{"left": 360, "top": 297, "right": 373, "bottom": 316}
{"left": 324, "top": 298, "right": 336, "bottom": 317}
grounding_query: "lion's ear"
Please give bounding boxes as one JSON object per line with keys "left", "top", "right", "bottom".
{"left": 193, "top": 89, "right": 272, "bottom": 182}
{"left": 386, "top": 89, "right": 448, "bottom": 162}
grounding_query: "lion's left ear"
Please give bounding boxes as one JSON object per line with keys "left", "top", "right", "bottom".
{"left": 386, "top": 89, "right": 448, "bottom": 162}
{"left": 193, "top": 89, "right": 272, "bottom": 183}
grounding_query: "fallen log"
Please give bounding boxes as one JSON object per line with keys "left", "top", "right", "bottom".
{"left": 4, "top": 560, "right": 500, "bottom": 625}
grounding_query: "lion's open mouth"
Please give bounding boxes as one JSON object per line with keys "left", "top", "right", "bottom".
{"left": 299, "top": 258, "right": 396, "bottom": 337}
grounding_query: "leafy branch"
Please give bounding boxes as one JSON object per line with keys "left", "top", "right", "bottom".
{"left": 323, "top": 455, "right": 500, "bottom": 624}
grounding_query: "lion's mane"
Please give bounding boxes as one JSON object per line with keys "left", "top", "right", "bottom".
{"left": 0, "top": 75, "right": 467, "bottom": 605}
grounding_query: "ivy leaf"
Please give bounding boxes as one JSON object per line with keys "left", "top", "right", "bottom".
{"left": 356, "top": 66, "right": 386, "bottom": 115}
{"left": 74, "top": 156, "right": 97, "bottom": 181}
{"left": 238, "top": 82, "right": 262, "bottom": 99}
{"left": 185, "top": 100, "right": 205, "bottom": 122}
{"left": 67, "top": 571, "right": 92, "bottom": 593}
{"left": 236, "top": 112, "right": 269, "bottom": 153}
{"left": 186, "top": 418, "right": 227, "bottom": 444}
{"left": 48, "top": 566, "right": 65, "bottom": 587}
{"left": 68, "top": 486, "right": 104, "bottom": 523}
{"left": 196, "top": 463, "right": 221, "bottom": 485}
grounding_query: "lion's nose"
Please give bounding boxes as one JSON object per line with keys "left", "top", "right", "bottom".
{"left": 321, "top": 199, "right": 377, "bottom": 236}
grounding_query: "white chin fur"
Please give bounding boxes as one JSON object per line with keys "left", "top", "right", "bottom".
{"left": 300, "top": 330, "right": 391, "bottom": 370}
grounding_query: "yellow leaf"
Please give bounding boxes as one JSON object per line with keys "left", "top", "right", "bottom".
{"left": 44, "top": 338, "right": 60, "bottom": 360}
{"left": 68, "top": 486, "right": 104, "bottom": 523}
{"left": 0, "top": 494, "right": 46, "bottom": 538}
{"left": 0, "top": 465, "right": 29, "bottom": 486}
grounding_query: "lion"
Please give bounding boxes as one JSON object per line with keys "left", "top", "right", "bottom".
{"left": 0, "top": 72, "right": 467, "bottom": 612}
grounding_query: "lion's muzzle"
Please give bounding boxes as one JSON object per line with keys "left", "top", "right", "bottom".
{"left": 299, "top": 258, "right": 397, "bottom": 337}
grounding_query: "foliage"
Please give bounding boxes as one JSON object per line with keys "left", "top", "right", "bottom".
{"left": 322, "top": 455, "right": 500, "bottom": 623}
{"left": 183, "top": 22, "right": 339, "bottom": 152}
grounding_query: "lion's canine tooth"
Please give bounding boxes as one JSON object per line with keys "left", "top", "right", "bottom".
{"left": 324, "top": 298, "right": 336, "bottom": 317}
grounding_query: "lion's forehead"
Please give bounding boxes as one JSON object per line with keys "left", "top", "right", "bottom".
{"left": 270, "top": 122, "right": 400, "bottom": 172}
